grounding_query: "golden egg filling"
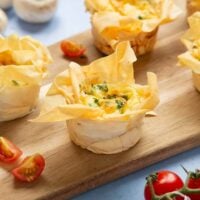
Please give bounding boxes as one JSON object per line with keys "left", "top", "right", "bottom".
{"left": 79, "top": 82, "right": 150, "bottom": 115}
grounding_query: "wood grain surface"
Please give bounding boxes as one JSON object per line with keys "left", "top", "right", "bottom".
{"left": 1, "top": 1, "right": 200, "bottom": 199}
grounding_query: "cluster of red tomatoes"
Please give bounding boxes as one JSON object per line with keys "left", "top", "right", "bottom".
{"left": 144, "top": 170, "right": 200, "bottom": 200}
{"left": 0, "top": 136, "right": 45, "bottom": 182}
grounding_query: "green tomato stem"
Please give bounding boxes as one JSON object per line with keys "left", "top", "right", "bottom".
{"left": 180, "top": 172, "right": 200, "bottom": 194}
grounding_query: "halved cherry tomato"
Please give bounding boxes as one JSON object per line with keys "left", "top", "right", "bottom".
{"left": 144, "top": 170, "right": 184, "bottom": 200}
{"left": 187, "top": 170, "right": 200, "bottom": 200}
{"left": 12, "top": 153, "right": 45, "bottom": 182}
{"left": 60, "top": 40, "right": 85, "bottom": 58}
{"left": 0, "top": 137, "right": 22, "bottom": 163}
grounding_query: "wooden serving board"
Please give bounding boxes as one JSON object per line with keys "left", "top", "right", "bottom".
{"left": 1, "top": 1, "right": 200, "bottom": 199}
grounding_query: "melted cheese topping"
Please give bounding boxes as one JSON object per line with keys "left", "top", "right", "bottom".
{"left": 86, "top": 0, "right": 159, "bottom": 20}
{"left": 79, "top": 82, "right": 150, "bottom": 114}
{"left": 110, "top": 0, "right": 158, "bottom": 20}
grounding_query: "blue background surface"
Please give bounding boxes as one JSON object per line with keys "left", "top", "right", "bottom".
{"left": 4, "top": 1, "right": 200, "bottom": 199}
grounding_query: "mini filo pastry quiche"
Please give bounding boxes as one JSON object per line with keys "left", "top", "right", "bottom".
{"left": 178, "top": 12, "right": 200, "bottom": 92}
{"left": 85, "top": 0, "right": 181, "bottom": 56}
{"left": 187, "top": 0, "right": 200, "bottom": 15}
{"left": 34, "top": 41, "right": 159, "bottom": 154}
{"left": 0, "top": 34, "right": 52, "bottom": 121}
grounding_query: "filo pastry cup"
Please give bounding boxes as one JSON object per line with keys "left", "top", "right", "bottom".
{"left": 34, "top": 41, "right": 159, "bottom": 154}
{"left": 0, "top": 34, "right": 52, "bottom": 121}
{"left": 85, "top": 0, "right": 181, "bottom": 56}
{"left": 178, "top": 12, "right": 200, "bottom": 92}
{"left": 187, "top": 0, "right": 200, "bottom": 15}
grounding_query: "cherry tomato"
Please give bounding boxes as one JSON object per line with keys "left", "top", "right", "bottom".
{"left": 187, "top": 170, "right": 200, "bottom": 200}
{"left": 144, "top": 170, "right": 184, "bottom": 200}
{"left": 12, "top": 154, "right": 45, "bottom": 182}
{"left": 60, "top": 40, "right": 85, "bottom": 58}
{"left": 0, "top": 137, "right": 22, "bottom": 163}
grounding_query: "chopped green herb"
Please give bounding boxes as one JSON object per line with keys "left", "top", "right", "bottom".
{"left": 107, "top": 94, "right": 128, "bottom": 100}
{"left": 12, "top": 80, "right": 19, "bottom": 86}
{"left": 119, "top": 108, "right": 126, "bottom": 114}
{"left": 107, "top": 94, "right": 117, "bottom": 99}
{"left": 193, "top": 45, "right": 198, "bottom": 49}
{"left": 85, "top": 90, "right": 93, "bottom": 95}
{"left": 88, "top": 98, "right": 100, "bottom": 107}
{"left": 94, "top": 83, "right": 108, "bottom": 92}
{"left": 93, "top": 98, "right": 100, "bottom": 106}
{"left": 115, "top": 99, "right": 125, "bottom": 109}
{"left": 138, "top": 16, "right": 144, "bottom": 20}
{"left": 121, "top": 95, "right": 128, "bottom": 100}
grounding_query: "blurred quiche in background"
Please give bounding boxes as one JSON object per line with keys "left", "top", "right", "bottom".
{"left": 178, "top": 12, "right": 200, "bottom": 92}
{"left": 85, "top": 0, "right": 181, "bottom": 56}
{"left": 0, "top": 35, "right": 52, "bottom": 121}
